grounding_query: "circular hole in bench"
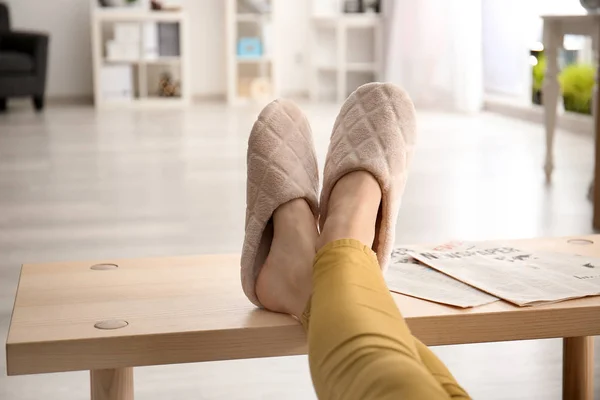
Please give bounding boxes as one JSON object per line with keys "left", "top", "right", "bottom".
{"left": 567, "top": 239, "right": 594, "bottom": 245}
{"left": 90, "top": 263, "right": 119, "bottom": 270}
{"left": 94, "top": 319, "right": 129, "bottom": 330}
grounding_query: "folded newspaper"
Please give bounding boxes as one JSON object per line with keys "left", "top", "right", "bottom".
{"left": 405, "top": 242, "right": 600, "bottom": 307}
{"left": 385, "top": 247, "right": 499, "bottom": 308}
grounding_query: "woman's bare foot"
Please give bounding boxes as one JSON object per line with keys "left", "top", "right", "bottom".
{"left": 256, "top": 172, "right": 381, "bottom": 318}
{"left": 318, "top": 171, "right": 382, "bottom": 250}
{"left": 255, "top": 198, "right": 318, "bottom": 319}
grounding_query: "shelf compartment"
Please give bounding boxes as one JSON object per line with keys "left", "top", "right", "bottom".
{"left": 145, "top": 63, "right": 183, "bottom": 99}
{"left": 346, "top": 62, "right": 377, "bottom": 72}
{"left": 237, "top": 62, "right": 273, "bottom": 100}
{"left": 236, "top": 13, "right": 270, "bottom": 22}
{"left": 237, "top": 56, "right": 272, "bottom": 63}
{"left": 346, "top": 70, "right": 376, "bottom": 96}
{"left": 346, "top": 26, "right": 376, "bottom": 64}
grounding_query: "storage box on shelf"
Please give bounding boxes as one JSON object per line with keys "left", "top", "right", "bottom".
{"left": 91, "top": 8, "right": 189, "bottom": 108}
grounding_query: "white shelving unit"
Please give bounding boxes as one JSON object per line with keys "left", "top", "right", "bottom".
{"left": 309, "top": 13, "right": 382, "bottom": 102}
{"left": 91, "top": 8, "right": 190, "bottom": 108}
{"left": 226, "top": 0, "right": 279, "bottom": 105}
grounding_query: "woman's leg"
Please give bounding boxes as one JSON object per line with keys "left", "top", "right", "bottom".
{"left": 305, "top": 171, "right": 469, "bottom": 400}
{"left": 414, "top": 338, "right": 470, "bottom": 398}
{"left": 253, "top": 171, "right": 469, "bottom": 399}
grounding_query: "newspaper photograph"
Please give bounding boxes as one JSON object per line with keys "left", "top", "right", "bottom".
{"left": 407, "top": 242, "right": 600, "bottom": 306}
{"left": 385, "top": 246, "right": 499, "bottom": 308}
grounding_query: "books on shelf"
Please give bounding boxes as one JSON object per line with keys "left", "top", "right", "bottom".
{"left": 105, "top": 22, "right": 176, "bottom": 62}
{"left": 158, "top": 23, "right": 180, "bottom": 57}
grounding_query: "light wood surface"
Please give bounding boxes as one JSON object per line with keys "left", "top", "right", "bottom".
{"left": 91, "top": 368, "right": 134, "bottom": 400}
{"left": 563, "top": 337, "right": 594, "bottom": 400}
{"left": 6, "top": 235, "right": 600, "bottom": 376}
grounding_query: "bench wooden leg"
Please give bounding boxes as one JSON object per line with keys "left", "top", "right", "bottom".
{"left": 91, "top": 368, "right": 134, "bottom": 400}
{"left": 563, "top": 337, "right": 594, "bottom": 400}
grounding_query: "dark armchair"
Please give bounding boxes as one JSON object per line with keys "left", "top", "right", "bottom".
{"left": 0, "top": 2, "right": 49, "bottom": 111}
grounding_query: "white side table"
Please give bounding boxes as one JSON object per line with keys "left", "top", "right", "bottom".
{"left": 542, "top": 19, "right": 598, "bottom": 400}
{"left": 542, "top": 15, "right": 600, "bottom": 181}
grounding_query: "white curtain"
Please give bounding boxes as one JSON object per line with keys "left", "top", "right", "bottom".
{"left": 383, "top": 0, "right": 483, "bottom": 113}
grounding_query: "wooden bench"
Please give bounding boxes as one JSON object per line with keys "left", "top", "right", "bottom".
{"left": 6, "top": 236, "right": 600, "bottom": 400}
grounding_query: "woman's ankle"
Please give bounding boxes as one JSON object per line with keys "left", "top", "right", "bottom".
{"left": 318, "top": 172, "right": 382, "bottom": 250}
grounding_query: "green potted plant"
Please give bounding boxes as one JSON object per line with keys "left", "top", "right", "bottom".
{"left": 532, "top": 54, "right": 546, "bottom": 105}
{"left": 558, "top": 63, "right": 595, "bottom": 115}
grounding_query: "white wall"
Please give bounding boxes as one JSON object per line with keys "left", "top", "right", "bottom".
{"left": 6, "top": 0, "right": 93, "bottom": 97}
{"left": 482, "top": 0, "right": 585, "bottom": 99}
{"left": 5, "top": 0, "right": 309, "bottom": 98}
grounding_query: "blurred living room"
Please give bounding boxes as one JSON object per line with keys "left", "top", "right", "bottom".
{"left": 1, "top": 0, "right": 600, "bottom": 399}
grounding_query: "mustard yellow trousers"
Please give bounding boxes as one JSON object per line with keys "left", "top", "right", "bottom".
{"left": 302, "top": 239, "right": 470, "bottom": 400}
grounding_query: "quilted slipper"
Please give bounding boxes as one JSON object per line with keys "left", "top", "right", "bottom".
{"left": 320, "top": 82, "right": 417, "bottom": 271}
{"left": 241, "top": 99, "right": 319, "bottom": 307}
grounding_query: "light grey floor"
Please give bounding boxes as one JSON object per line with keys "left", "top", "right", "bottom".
{"left": 0, "top": 102, "right": 598, "bottom": 399}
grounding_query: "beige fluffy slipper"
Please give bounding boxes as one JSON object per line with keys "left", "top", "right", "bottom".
{"left": 241, "top": 99, "right": 319, "bottom": 307}
{"left": 320, "top": 82, "right": 417, "bottom": 271}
